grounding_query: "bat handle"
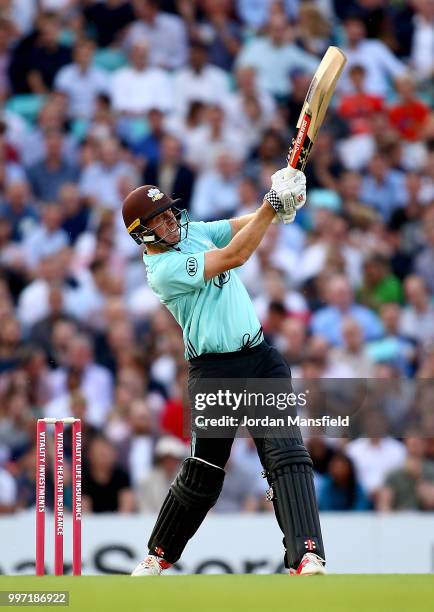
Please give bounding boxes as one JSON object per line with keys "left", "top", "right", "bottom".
{"left": 286, "top": 164, "right": 297, "bottom": 177}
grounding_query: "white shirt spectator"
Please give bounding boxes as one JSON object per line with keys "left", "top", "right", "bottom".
{"left": 185, "top": 125, "right": 247, "bottom": 171}
{"left": 79, "top": 160, "right": 136, "bottom": 209}
{"left": 346, "top": 437, "right": 406, "bottom": 494}
{"left": 237, "top": 38, "right": 318, "bottom": 97}
{"left": 253, "top": 289, "right": 307, "bottom": 320}
{"left": 127, "top": 284, "right": 161, "bottom": 321}
{"left": 191, "top": 170, "right": 240, "bottom": 220}
{"left": 173, "top": 65, "right": 229, "bottom": 116}
{"left": 0, "top": 467, "right": 17, "bottom": 509}
{"left": 340, "top": 40, "right": 407, "bottom": 97}
{"left": 110, "top": 66, "right": 173, "bottom": 114}
{"left": 125, "top": 13, "right": 188, "bottom": 69}
{"left": 23, "top": 226, "right": 69, "bottom": 269}
{"left": 399, "top": 303, "right": 434, "bottom": 350}
{"left": 55, "top": 64, "right": 109, "bottom": 118}
{"left": 128, "top": 437, "right": 154, "bottom": 488}
{"left": 411, "top": 12, "right": 434, "bottom": 80}
{"left": 295, "top": 242, "right": 363, "bottom": 287}
{"left": 64, "top": 269, "right": 106, "bottom": 323}
{"left": 224, "top": 87, "right": 276, "bottom": 133}
{"left": 10, "top": 0, "right": 37, "bottom": 35}
{"left": 48, "top": 365, "right": 113, "bottom": 428}
{"left": 17, "top": 279, "right": 50, "bottom": 329}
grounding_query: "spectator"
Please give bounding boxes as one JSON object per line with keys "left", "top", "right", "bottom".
{"left": 237, "top": 13, "right": 318, "bottom": 98}
{"left": 58, "top": 183, "right": 90, "bottom": 245}
{"left": 17, "top": 254, "right": 67, "bottom": 329}
{"left": 191, "top": 150, "right": 241, "bottom": 220}
{"left": 116, "top": 399, "right": 154, "bottom": 489}
{"left": 340, "top": 14, "right": 407, "bottom": 97}
{"left": 195, "top": 0, "right": 242, "bottom": 71}
{"left": 9, "top": 11, "right": 71, "bottom": 94}
{"left": 49, "top": 333, "right": 114, "bottom": 427}
{"left": 0, "top": 18, "right": 14, "bottom": 99}
{"left": 20, "top": 98, "right": 77, "bottom": 168}
{"left": 368, "top": 303, "right": 418, "bottom": 376}
{"left": 311, "top": 275, "right": 384, "bottom": 346}
{"left": 278, "top": 318, "right": 308, "bottom": 368}
{"left": 414, "top": 208, "right": 434, "bottom": 294}
{"left": 388, "top": 75, "right": 429, "bottom": 142}
{"left": 346, "top": 411, "right": 406, "bottom": 500}
{"left": 410, "top": 0, "right": 434, "bottom": 82}
{"left": 337, "top": 65, "right": 384, "bottom": 136}
{"left": 111, "top": 39, "right": 173, "bottom": 117}
{"left": 0, "top": 181, "right": 38, "bottom": 241}
{"left": 297, "top": 2, "right": 332, "bottom": 56}
{"left": 125, "top": 0, "right": 188, "bottom": 69}
{"left": 399, "top": 275, "right": 434, "bottom": 349}
{"left": 173, "top": 41, "right": 229, "bottom": 117}
{"left": 330, "top": 318, "right": 376, "bottom": 378}
{"left": 377, "top": 434, "right": 434, "bottom": 511}
{"left": 296, "top": 335, "right": 355, "bottom": 379}
{"left": 358, "top": 254, "right": 403, "bottom": 311}
{"left": 28, "top": 285, "right": 68, "bottom": 354}
{"left": 131, "top": 108, "right": 166, "bottom": 166}
{"left": 360, "top": 153, "right": 406, "bottom": 222}
{"left": 160, "top": 367, "right": 189, "bottom": 442}
{"left": 225, "top": 66, "right": 276, "bottom": 148}
{"left": 144, "top": 134, "right": 195, "bottom": 210}
{"left": 55, "top": 38, "right": 109, "bottom": 119}
{"left": 82, "top": 434, "right": 135, "bottom": 513}
{"left": 0, "top": 465, "right": 17, "bottom": 514}
{"left": 318, "top": 452, "right": 371, "bottom": 511}
{"left": 215, "top": 456, "right": 263, "bottom": 513}
{"left": 79, "top": 137, "right": 136, "bottom": 209}
{"left": 27, "top": 130, "right": 79, "bottom": 202}
{"left": 83, "top": 0, "right": 134, "bottom": 48}
{"left": 185, "top": 104, "right": 246, "bottom": 172}
{"left": 22, "top": 202, "right": 69, "bottom": 270}
{"left": 136, "top": 435, "right": 187, "bottom": 513}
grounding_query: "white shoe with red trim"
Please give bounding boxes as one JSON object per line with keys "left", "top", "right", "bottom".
{"left": 289, "top": 553, "right": 326, "bottom": 576}
{"left": 131, "top": 555, "right": 172, "bottom": 576}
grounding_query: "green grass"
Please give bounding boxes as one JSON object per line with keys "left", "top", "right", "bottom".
{"left": 1, "top": 575, "right": 433, "bottom": 612}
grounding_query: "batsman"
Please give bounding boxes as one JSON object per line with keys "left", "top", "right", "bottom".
{"left": 123, "top": 168, "right": 326, "bottom": 576}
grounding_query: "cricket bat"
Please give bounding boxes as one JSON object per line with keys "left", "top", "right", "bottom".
{"left": 287, "top": 46, "right": 346, "bottom": 173}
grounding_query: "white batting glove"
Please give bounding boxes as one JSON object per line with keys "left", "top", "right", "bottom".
{"left": 265, "top": 168, "right": 307, "bottom": 225}
{"left": 272, "top": 167, "right": 307, "bottom": 211}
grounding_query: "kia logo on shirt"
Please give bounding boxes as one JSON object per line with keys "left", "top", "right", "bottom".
{"left": 186, "top": 257, "right": 198, "bottom": 276}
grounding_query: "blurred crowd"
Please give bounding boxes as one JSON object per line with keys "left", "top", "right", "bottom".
{"left": 0, "top": 0, "right": 433, "bottom": 517}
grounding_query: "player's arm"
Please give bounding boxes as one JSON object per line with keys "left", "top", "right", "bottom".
{"left": 204, "top": 200, "right": 275, "bottom": 280}
{"left": 204, "top": 169, "right": 306, "bottom": 280}
{"left": 229, "top": 213, "right": 257, "bottom": 236}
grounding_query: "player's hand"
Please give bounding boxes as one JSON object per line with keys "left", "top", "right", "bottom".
{"left": 265, "top": 168, "right": 306, "bottom": 225}
{"left": 272, "top": 168, "right": 307, "bottom": 211}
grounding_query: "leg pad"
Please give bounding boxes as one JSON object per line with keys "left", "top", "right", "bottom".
{"left": 148, "top": 457, "right": 225, "bottom": 563}
{"left": 263, "top": 436, "right": 325, "bottom": 568}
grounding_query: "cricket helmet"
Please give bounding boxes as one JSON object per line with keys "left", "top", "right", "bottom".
{"left": 122, "top": 185, "right": 189, "bottom": 247}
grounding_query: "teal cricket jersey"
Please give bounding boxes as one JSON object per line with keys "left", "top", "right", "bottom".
{"left": 143, "top": 220, "right": 263, "bottom": 359}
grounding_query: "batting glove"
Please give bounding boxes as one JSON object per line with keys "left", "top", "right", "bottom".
{"left": 265, "top": 168, "right": 307, "bottom": 225}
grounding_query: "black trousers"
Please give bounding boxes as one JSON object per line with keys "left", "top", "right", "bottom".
{"left": 187, "top": 340, "right": 295, "bottom": 469}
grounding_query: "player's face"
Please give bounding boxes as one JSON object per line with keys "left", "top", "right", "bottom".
{"left": 148, "top": 208, "right": 180, "bottom": 244}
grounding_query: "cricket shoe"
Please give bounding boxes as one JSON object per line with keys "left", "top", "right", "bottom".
{"left": 131, "top": 555, "right": 172, "bottom": 576}
{"left": 289, "top": 553, "right": 326, "bottom": 576}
